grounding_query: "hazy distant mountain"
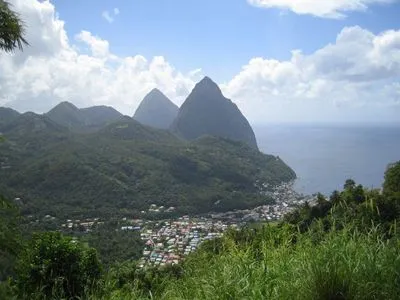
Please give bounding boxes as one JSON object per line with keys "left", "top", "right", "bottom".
{"left": 0, "top": 107, "right": 20, "bottom": 129}
{"left": 133, "top": 88, "right": 179, "bottom": 129}
{"left": 0, "top": 112, "right": 68, "bottom": 150}
{"left": 81, "top": 105, "right": 124, "bottom": 126}
{"left": 46, "top": 102, "right": 124, "bottom": 132}
{"left": 46, "top": 102, "right": 84, "bottom": 129}
{"left": 171, "top": 77, "right": 258, "bottom": 149}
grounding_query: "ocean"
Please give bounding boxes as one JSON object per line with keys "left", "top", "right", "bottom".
{"left": 254, "top": 123, "right": 400, "bottom": 196}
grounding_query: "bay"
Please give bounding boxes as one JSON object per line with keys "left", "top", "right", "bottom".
{"left": 255, "top": 123, "right": 400, "bottom": 195}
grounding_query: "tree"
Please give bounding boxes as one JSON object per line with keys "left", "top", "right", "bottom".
{"left": 0, "top": 0, "right": 28, "bottom": 53}
{"left": 383, "top": 161, "right": 400, "bottom": 196}
{"left": 344, "top": 179, "right": 356, "bottom": 191}
{"left": 0, "top": 195, "right": 22, "bottom": 281}
{"left": 15, "top": 232, "right": 102, "bottom": 299}
{"left": 330, "top": 190, "right": 341, "bottom": 205}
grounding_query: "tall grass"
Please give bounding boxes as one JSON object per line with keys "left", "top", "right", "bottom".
{"left": 14, "top": 222, "right": 398, "bottom": 299}
{"left": 102, "top": 224, "right": 399, "bottom": 300}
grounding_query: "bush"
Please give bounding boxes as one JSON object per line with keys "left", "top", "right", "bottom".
{"left": 15, "top": 232, "right": 102, "bottom": 299}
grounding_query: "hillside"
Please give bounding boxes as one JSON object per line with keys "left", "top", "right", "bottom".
{"left": 0, "top": 114, "right": 295, "bottom": 218}
{"left": 46, "top": 102, "right": 124, "bottom": 132}
{"left": 171, "top": 77, "right": 258, "bottom": 149}
{"left": 2, "top": 162, "right": 399, "bottom": 299}
{"left": 0, "top": 107, "right": 20, "bottom": 129}
{"left": 133, "top": 89, "right": 179, "bottom": 129}
{"left": 81, "top": 105, "right": 125, "bottom": 126}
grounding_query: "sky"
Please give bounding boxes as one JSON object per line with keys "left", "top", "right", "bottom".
{"left": 1, "top": 0, "right": 400, "bottom": 124}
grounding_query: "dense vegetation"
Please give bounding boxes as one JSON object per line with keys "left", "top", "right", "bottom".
{"left": 0, "top": 111, "right": 295, "bottom": 218}
{"left": 1, "top": 161, "right": 399, "bottom": 299}
{"left": 46, "top": 102, "right": 124, "bottom": 132}
{"left": 81, "top": 223, "right": 144, "bottom": 267}
{"left": 2, "top": 5, "right": 399, "bottom": 300}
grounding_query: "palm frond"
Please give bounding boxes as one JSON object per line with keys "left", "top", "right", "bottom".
{"left": 0, "top": 0, "right": 29, "bottom": 53}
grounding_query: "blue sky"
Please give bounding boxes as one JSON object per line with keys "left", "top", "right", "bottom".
{"left": 52, "top": 0, "right": 400, "bottom": 81}
{"left": 1, "top": 0, "right": 400, "bottom": 123}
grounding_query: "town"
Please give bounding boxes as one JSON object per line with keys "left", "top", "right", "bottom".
{"left": 54, "top": 182, "right": 315, "bottom": 268}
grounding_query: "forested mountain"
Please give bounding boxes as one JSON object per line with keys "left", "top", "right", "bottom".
{"left": 2, "top": 162, "right": 399, "bottom": 299}
{"left": 81, "top": 105, "right": 125, "bottom": 126}
{"left": 171, "top": 77, "right": 258, "bottom": 149}
{"left": 46, "top": 102, "right": 124, "bottom": 132}
{"left": 0, "top": 107, "right": 20, "bottom": 129}
{"left": 134, "top": 88, "right": 179, "bottom": 129}
{"left": 0, "top": 113, "right": 295, "bottom": 218}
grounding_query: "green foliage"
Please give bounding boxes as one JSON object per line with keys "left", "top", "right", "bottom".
{"left": 82, "top": 223, "right": 144, "bottom": 267}
{"left": 98, "top": 261, "right": 184, "bottom": 298}
{"left": 0, "top": 195, "right": 21, "bottom": 281}
{"left": 15, "top": 232, "right": 102, "bottom": 299}
{"left": 3, "top": 164, "right": 400, "bottom": 299}
{"left": 46, "top": 102, "right": 124, "bottom": 132}
{"left": 383, "top": 161, "right": 400, "bottom": 195}
{"left": 0, "top": 115, "right": 295, "bottom": 218}
{"left": 0, "top": 0, "right": 29, "bottom": 53}
{"left": 94, "top": 226, "right": 400, "bottom": 300}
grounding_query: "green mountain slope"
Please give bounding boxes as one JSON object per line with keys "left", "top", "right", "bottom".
{"left": 0, "top": 107, "right": 20, "bottom": 129}
{"left": 46, "top": 101, "right": 124, "bottom": 132}
{"left": 0, "top": 114, "right": 295, "bottom": 218}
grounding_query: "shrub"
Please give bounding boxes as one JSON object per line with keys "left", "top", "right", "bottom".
{"left": 15, "top": 232, "right": 102, "bottom": 299}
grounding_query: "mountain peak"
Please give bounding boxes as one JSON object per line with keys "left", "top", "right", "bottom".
{"left": 171, "top": 77, "right": 258, "bottom": 149}
{"left": 53, "top": 101, "right": 79, "bottom": 111}
{"left": 133, "top": 89, "right": 179, "bottom": 129}
{"left": 142, "top": 88, "right": 171, "bottom": 105}
{"left": 148, "top": 88, "right": 163, "bottom": 96}
{"left": 46, "top": 102, "right": 123, "bottom": 131}
{"left": 0, "top": 107, "right": 20, "bottom": 128}
{"left": 194, "top": 76, "right": 221, "bottom": 93}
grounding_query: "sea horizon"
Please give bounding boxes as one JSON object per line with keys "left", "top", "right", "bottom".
{"left": 254, "top": 122, "right": 400, "bottom": 196}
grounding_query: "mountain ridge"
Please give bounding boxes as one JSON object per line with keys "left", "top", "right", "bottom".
{"left": 46, "top": 101, "right": 124, "bottom": 132}
{"left": 0, "top": 111, "right": 295, "bottom": 218}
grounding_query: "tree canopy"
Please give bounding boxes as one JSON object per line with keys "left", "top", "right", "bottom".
{"left": 15, "top": 232, "right": 102, "bottom": 299}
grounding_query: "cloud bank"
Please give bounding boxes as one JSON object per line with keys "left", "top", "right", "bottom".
{"left": 247, "top": 0, "right": 394, "bottom": 19}
{"left": 0, "top": 0, "right": 399, "bottom": 123}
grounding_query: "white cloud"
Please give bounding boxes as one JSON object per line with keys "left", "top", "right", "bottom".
{"left": 0, "top": 0, "right": 199, "bottom": 115}
{"left": 247, "top": 0, "right": 394, "bottom": 18}
{"left": 221, "top": 26, "right": 400, "bottom": 122}
{"left": 102, "top": 7, "right": 120, "bottom": 23}
{"left": 1, "top": 0, "right": 399, "bottom": 124}
{"left": 75, "top": 31, "right": 110, "bottom": 58}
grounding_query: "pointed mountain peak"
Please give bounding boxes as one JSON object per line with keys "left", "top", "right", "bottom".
{"left": 147, "top": 88, "right": 163, "bottom": 96}
{"left": 192, "top": 76, "right": 222, "bottom": 97}
{"left": 197, "top": 76, "right": 219, "bottom": 87}
{"left": 143, "top": 88, "right": 171, "bottom": 104}
{"left": 171, "top": 77, "right": 258, "bottom": 149}
{"left": 133, "top": 88, "right": 179, "bottom": 129}
{"left": 200, "top": 76, "right": 215, "bottom": 83}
